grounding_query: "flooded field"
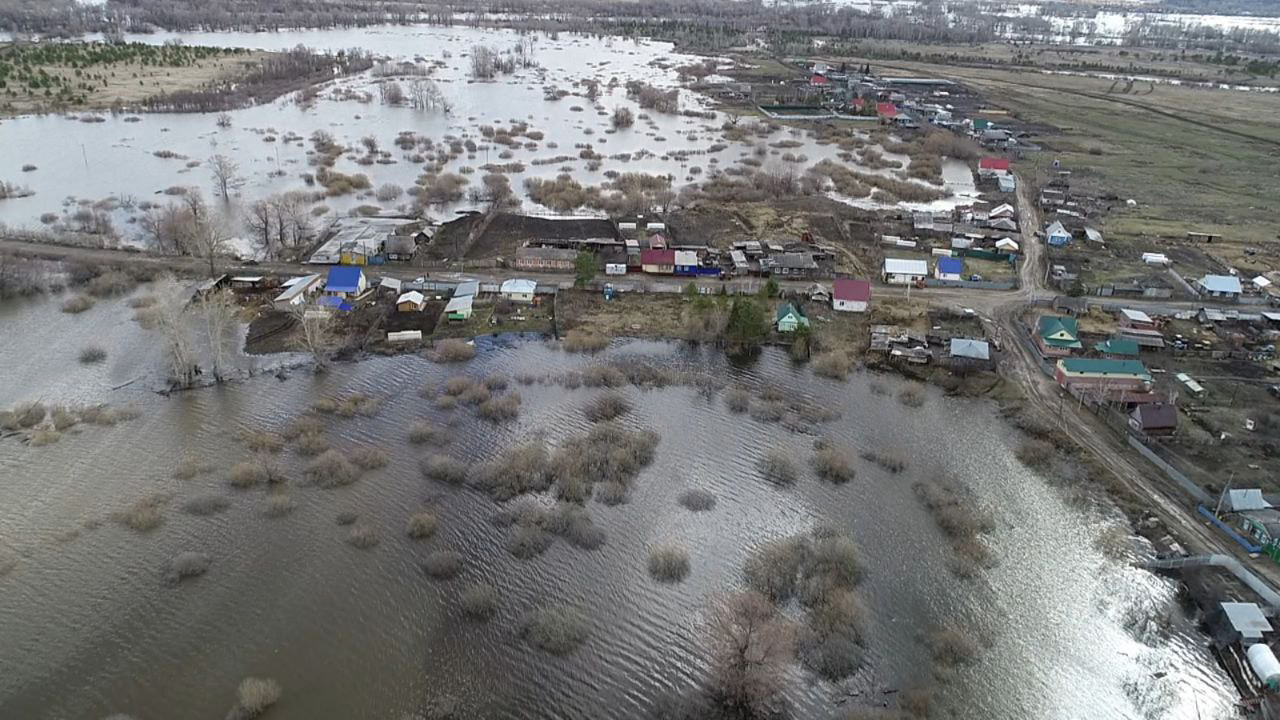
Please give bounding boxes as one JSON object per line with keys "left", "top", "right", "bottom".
{"left": 0, "top": 290, "right": 1238, "bottom": 719}
{"left": 0, "top": 25, "right": 975, "bottom": 252}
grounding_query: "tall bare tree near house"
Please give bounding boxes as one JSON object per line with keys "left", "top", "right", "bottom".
{"left": 179, "top": 190, "right": 230, "bottom": 275}
{"left": 244, "top": 198, "right": 277, "bottom": 259}
{"left": 209, "top": 154, "right": 243, "bottom": 200}
{"left": 289, "top": 302, "right": 334, "bottom": 372}
{"left": 139, "top": 200, "right": 191, "bottom": 255}
{"left": 197, "top": 289, "right": 239, "bottom": 383}
{"left": 273, "top": 191, "right": 312, "bottom": 252}
{"left": 136, "top": 278, "right": 197, "bottom": 388}
{"left": 708, "top": 591, "right": 794, "bottom": 716}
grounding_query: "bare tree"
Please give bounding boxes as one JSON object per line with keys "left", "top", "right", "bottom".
{"left": 197, "top": 289, "right": 239, "bottom": 383}
{"left": 379, "top": 80, "right": 404, "bottom": 105}
{"left": 289, "top": 302, "right": 335, "bottom": 371}
{"left": 244, "top": 198, "right": 276, "bottom": 259}
{"left": 136, "top": 278, "right": 197, "bottom": 388}
{"left": 215, "top": 112, "right": 232, "bottom": 129}
{"left": 470, "top": 45, "right": 497, "bottom": 79}
{"left": 179, "top": 191, "right": 231, "bottom": 275}
{"left": 209, "top": 154, "right": 243, "bottom": 200}
{"left": 407, "top": 77, "right": 444, "bottom": 111}
{"left": 708, "top": 592, "right": 794, "bottom": 716}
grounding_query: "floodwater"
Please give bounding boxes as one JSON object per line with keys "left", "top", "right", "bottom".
{"left": 0, "top": 291, "right": 1238, "bottom": 719}
{"left": 0, "top": 25, "right": 973, "bottom": 252}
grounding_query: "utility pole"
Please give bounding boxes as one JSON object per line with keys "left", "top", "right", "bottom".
{"left": 1214, "top": 470, "right": 1237, "bottom": 518}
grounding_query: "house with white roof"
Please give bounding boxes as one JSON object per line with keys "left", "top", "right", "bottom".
{"left": 500, "top": 278, "right": 538, "bottom": 303}
{"left": 883, "top": 258, "right": 928, "bottom": 285}
{"left": 1197, "top": 274, "right": 1243, "bottom": 299}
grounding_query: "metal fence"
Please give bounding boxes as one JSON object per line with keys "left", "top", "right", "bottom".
{"left": 1127, "top": 435, "right": 1212, "bottom": 504}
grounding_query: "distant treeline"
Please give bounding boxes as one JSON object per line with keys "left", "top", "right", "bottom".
{"left": 142, "top": 45, "right": 373, "bottom": 112}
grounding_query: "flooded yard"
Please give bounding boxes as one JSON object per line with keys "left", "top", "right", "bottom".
{"left": 0, "top": 291, "right": 1237, "bottom": 719}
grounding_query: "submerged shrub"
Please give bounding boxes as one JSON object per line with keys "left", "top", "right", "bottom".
{"left": 182, "top": 493, "right": 230, "bottom": 516}
{"left": 61, "top": 296, "right": 94, "bottom": 313}
{"left": 335, "top": 511, "right": 358, "bottom": 526}
{"left": 408, "top": 421, "right": 445, "bottom": 445}
{"left": 345, "top": 524, "right": 380, "bottom": 549}
{"left": 813, "top": 447, "right": 855, "bottom": 484}
{"left": 678, "top": 488, "right": 716, "bottom": 512}
{"left": 724, "top": 388, "right": 751, "bottom": 413}
{"left": 406, "top": 511, "right": 439, "bottom": 539}
{"left": 421, "top": 454, "right": 468, "bottom": 486}
{"left": 471, "top": 443, "right": 550, "bottom": 500}
{"left": 29, "top": 428, "right": 61, "bottom": 446}
{"left": 927, "top": 625, "right": 980, "bottom": 668}
{"left": 161, "top": 551, "right": 211, "bottom": 584}
{"left": 580, "top": 365, "right": 626, "bottom": 388}
{"left": 78, "top": 346, "right": 107, "bottom": 364}
{"left": 305, "top": 450, "right": 361, "bottom": 488}
{"left": 477, "top": 392, "right": 521, "bottom": 422}
{"left": 229, "top": 458, "right": 283, "bottom": 488}
{"left": 897, "top": 386, "right": 926, "bottom": 408}
{"left": 421, "top": 550, "right": 464, "bottom": 579}
{"left": 349, "top": 446, "right": 389, "bottom": 470}
{"left": 263, "top": 494, "right": 297, "bottom": 518}
{"left": 563, "top": 329, "right": 609, "bottom": 353}
{"left": 114, "top": 494, "right": 168, "bottom": 532}
{"left": 812, "top": 352, "right": 853, "bottom": 380}
{"left": 232, "top": 677, "right": 282, "bottom": 719}
{"left": 647, "top": 545, "right": 691, "bottom": 583}
{"left": 519, "top": 604, "right": 591, "bottom": 655}
{"left": 759, "top": 451, "right": 798, "bottom": 486}
{"left": 583, "top": 392, "right": 630, "bottom": 422}
{"left": 460, "top": 584, "right": 499, "bottom": 621}
{"left": 432, "top": 339, "right": 475, "bottom": 363}
{"left": 240, "top": 429, "right": 285, "bottom": 453}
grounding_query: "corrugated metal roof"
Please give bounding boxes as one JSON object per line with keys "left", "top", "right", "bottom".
{"left": 325, "top": 266, "right": 364, "bottom": 293}
{"left": 500, "top": 278, "right": 537, "bottom": 294}
{"left": 1222, "top": 602, "right": 1272, "bottom": 637}
{"left": 1228, "top": 489, "right": 1272, "bottom": 512}
{"left": 949, "top": 338, "right": 990, "bottom": 360}
{"left": 444, "top": 294, "right": 473, "bottom": 313}
{"left": 884, "top": 258, "right": 927, "bottom": 275}
{"left": 937, "top": 257, "right": 964, "bottom": 274}
{"left": 1200, "top": 274, "right": 1243, "bottom": 294}
{"left": 1058, "top": 358, "right": 1150, "bottom": 378}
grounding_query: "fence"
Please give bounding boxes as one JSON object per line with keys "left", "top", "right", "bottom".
{"left": 923, "top": 278, "right": 1018, "bottom": 290}
{"left": 1127, "top": 434, "right": 1212, "bottom": 504}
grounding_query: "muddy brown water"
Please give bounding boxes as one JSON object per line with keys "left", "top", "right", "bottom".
{"left": 0, "top": 291, "right": 1238, "bottom": 719}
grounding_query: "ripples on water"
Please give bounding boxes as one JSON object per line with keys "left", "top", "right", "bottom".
{"left": 0, "top": 294, "right": 1237, "bottom": 719}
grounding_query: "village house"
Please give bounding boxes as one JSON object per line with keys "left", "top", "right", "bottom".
{"left": 989, "top": 203, "right": 1015, "bottom": 220}
{"left": 1035, "top": 315, "right": 1082, "bottom": 357}
{"left": 876, "top": 101, "right": 898, "bottom": 123}
{"left": 1119, "top": 308, "right": 1157, "bottom": 331}
{"left": 935, "top": 256, "right": 964, "bottom": 281}
{"left": 948, "top": 338, "right": 992, "bottom": 369}
{"left": 998, "top": 174, "right": 1017, "bottom": 193}
{"left": 883, "top": 258, "right": 928, "bottom": 285}
{"left": 500, "top": 278, "right": 537, "bottom": 303}
{"left": 444, "top": 293, "right": 473, "bottom": 321}
{"left": 1083, "top": 227, "right": 1104, "bottom": 244}
{"left": 674, "top": 250, "right": 702, "bottom": 276}
{"left": 383, "top": 235, "right": 417, "bottom": 262}
{"left": 832, "top": 278, "right": 871, "bottom": 313}
{"left": 1128, "top": 403, "right": 1177, "bottom": 436}
{"left": 1094, "top": 337, "right": 1140, "bottom": 359}
{"left": 324, "top": 266, "right": 366, "bottom": 299}
{"left": 396, "top": 291, "right": 426, "bottom": 313}
{"left": 1046, "top": 220, "right": 1072, "bottom": 247}
{"left": 978, "top": 156, "right": 1010, "bottom": 178}
{"left": 514, "top": 246, "right": 578, "bottom": 272}
{"left": 775, "top": 302, "right": 810, "bottom": 333}
{"left": 272, "top": 274, "right": 324, "bottom": 311}
{"left": 453, "top": 280, "right": 479, "bottom": 298}
{"left": 995, "top": 237, "right": 1020, "bottom": 253}
{"left": 763, "top": 252, "right": 820, "bottom": 279}
{"left": 806, "top": 283, "right": 831, "bottom": 304}
{"left": 641, "top": 249, "right": 675, "bottom": 275}
{"left": 1197, "top": 274, "right": 1243, "bottom": 299}
{"left": 1055, "top": 358, "right": 1152, "bottom": 393}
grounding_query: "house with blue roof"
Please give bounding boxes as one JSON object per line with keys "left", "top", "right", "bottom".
{"left": 935, "top": 256, "right": 964, "bottom": 281}
{"left": 325, "top": 266, "right": 367, "bottom": 299}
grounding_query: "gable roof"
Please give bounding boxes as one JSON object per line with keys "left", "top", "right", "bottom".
{"left": 1227, "top": 489, "right": 1272, "bottom": 512}
{"left": 833, "top": 278, "right": 871, "bottom": 302}
{"left": 1200, "top": 274, "right": 1243, "bottom": 294}
{"left": 1037, "top": 315, "right": 1080, "bottom": 347}
{"left": 454, "top": 280, "right": 479, "bottom": 297}
{"left": 949, "top": 338, "right": 990, "bottom": 360}
{"left": 876, "top": 102, "right": 898, "bottom": 117}
{"left": 500, "top": 278, "right": 537, "bottom": 294}
{"left": 444, "top": 294, "right": 473, "bottom": 314}
{"left": 1130, "top": 403, "right": 1176, "bottom": 430}
{"left": 989, "top": 203, "right": 1015, "bottom": 217}
{"left": 1046, "top": 220, "right": 1069, "bottom": 237}
{"left": 884, "top": 258, "right": 928, "bottom": 276}
{"left": 775, "top": 302, "right": 806, "bottom": 323}
{"left": 1094, "top": 338, "right": 1139, "bottom": 356}
{"left": 978, "top": 157, "right": 1010, "bottom": 171}
{"left": 640, "top": 249, "right": 675, "bottom": 265}
{"left": 325, "top": 266, "right": 364, "bottom": 293}
{"left": 1058, "top": 357, "right": 1151, "bottom": 379}
{"left": 1120, "top": 308, "right": 1152, "bottom": 324}
{"left": 937, "top": 257, "right": 964, "bottom": 274}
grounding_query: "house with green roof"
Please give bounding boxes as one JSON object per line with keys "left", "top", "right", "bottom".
{"left": 1055, "top": 358, "right": 1152, "bottom": 392}
{"left": 1094, "top": 337, "right": 1139, "bottom": 358}
{"left": 1035, "top": 315, "right": 1082, "bottom": 357}
{"left": 775, "top": 302, "right": 809, "bottom": 333}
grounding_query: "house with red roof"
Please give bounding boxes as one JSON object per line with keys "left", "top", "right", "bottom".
{"left": 640, "top": 249, "right": 675, "bottom": 275}
{"left": 810, "top": 74, "right": 829, "bottom": 87}
{"left": 978, "top": 156, "right": 1011, "bottom": 178}
{"left": 876, "top": 102, "right": 898, "bottom": 121}
{"left": 832, "top": 278, "right": 872, "bottom": 313}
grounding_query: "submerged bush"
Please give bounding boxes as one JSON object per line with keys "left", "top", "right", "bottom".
{"left": 231, "top": 677, "right": 282, "bottom": 719}
{"left": 547, "top": 422, "right": 658, "bottom": 500}
{"left": 305, "top": 450, "right": 361, "bottom": 488}
{"left": 812, "top": 352, "right": 853, "bottom": 380}
{"left": 182, "top": 493, "right": 230, "bottom": 516}
{"left": 408, "top": 421, "right": 445, "bottom": 445}
{"left": 647, "top": 545, "right": 691, "bottom": 583}
{"left": 519, "top": 603, "right": 591, "bottom": 655}
{"left": 859, "top": 450, "right": 906, "bottom": 473}
{"left": 114, "top": 494, "right": 168, "bottom": 532}
{"left": 812, "top": 447, "right": 855, "bottom": 484}
{"left": 583, "top": 392, "right": 630, "bottom": 422}
{"left": 477, "top": 392, "right": 521, "bottom": 422}
{"left": 724, "top": 388, "right": 751, "bottom": 413}
{"left": 78, "top": 346, "right": 107, "bottom": 364}
{"left": 263, "top": 494, "right": 297, "bottom": 518}
{"left": 406, "top": 510, "right": 439, "bottom": 539}
{"left": 927, "top": 625, "right": 980, "bottom": 668}
{"left": 349, "top": 446, "right": 389, "bottom": 470}
{"left": 460, "top": 584, "right": 499, "bottom": 621}
{"left": 61, "top": 296, "right": 94, "bottom": 314}
{"left": 759, "top": 451, "right": 798, "bottom": 486}
{"left": 229, "top": 458, "right": 283, "bottom": 489}
{"left": 161, "top": 551, "right": 211, "bottom": 584}
{"left": 432, "top": 339, "right": 475, "bottom": 363}
{"left": 240, "top": 429, "right": 285, "bottom": 453}
{"left": 897, "top": 386, "right": 926, "bottom": 408}
{"left": 421, "top": 550, "right": 464, "bottom": 579}
{"left": 678, "top": 488, "right": 716, "bottom": 512}
{"left": 421, "top": 454, "right": 468, "bottom": 486}
{"left": 563, "top": 329, "right": 609, "bottom": 353}
{"left": 471, "top": 443, "right": 550, "bottom": 500}
{"left": 345, "top": 524, "right": 380, "bottom": 549}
